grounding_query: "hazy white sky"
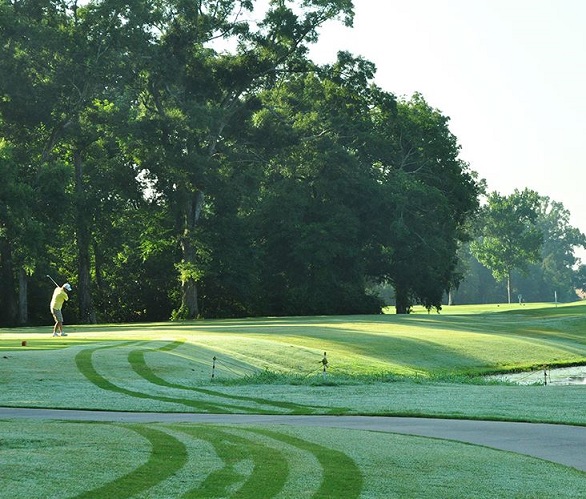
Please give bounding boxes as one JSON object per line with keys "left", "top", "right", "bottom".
{"left": 308, "top": 0, "right": 586, "bottom": 259}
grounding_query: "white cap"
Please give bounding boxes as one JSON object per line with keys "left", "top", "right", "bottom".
{"left": 63, "top": 283, "right": 72, "bottom": 291}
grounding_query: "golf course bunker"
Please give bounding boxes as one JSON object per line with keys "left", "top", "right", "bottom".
{"left": 488, "top": 366, "right": 586, "bottom": 385}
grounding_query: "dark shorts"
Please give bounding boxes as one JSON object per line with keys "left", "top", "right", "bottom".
{"left": 52, "top": 309, "right": 64, "bottom": 323}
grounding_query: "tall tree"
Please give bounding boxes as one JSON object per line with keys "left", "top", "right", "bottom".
{"left": 451, "top": 195, "right": 585, "bottom": 305}
{"left": 243, "top": 68, "right": 481, "bottom": 315}
{"left": 131, "top": 0, "right": 354, "bottom": 319}
{"left": 380, "top": 94, "right": 481, "bottom": 313}
{"left": 0, "top": 0, "right": 76, "bottom": 324}
{"left": 534, "top": 197, "right": 585, "bottom": 300}
{"left": 574, "top": 264, "right": 586, "bottom": 297}
{"left": 52, "top": 0, "right": 161, "bottom": 323}
{"left": 1, "top": 0, "right": 165, "bottom": 323}
{"left": 229, "top": 53, "right": 395, "bottom": 315}
{"left": 506, "top": 196, "right": 585, "bottom": 303}
{"left": 471, "top": 189, "right": 543, "bottom": 304}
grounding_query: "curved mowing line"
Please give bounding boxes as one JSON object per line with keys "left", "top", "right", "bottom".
{"left": 129, "top": 342, "right": 346, "bottom": 414}
{"left": 74, "top": 425, "right": 188, "bottom": 499}
{"left": 75, "top": 344, "right": 258, "bottom": 413}
{"left": 245, "top": 428, "right": 363, "bottom": 498}
{"left": 178, "top": 426, "right": 288, "bottom": 498}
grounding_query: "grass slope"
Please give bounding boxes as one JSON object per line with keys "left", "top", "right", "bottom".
{"left": 1, "top": 302, "right": 585, "bottom": 421}
{"left": 1, "top": 303, "right": 585, "bottom": 497}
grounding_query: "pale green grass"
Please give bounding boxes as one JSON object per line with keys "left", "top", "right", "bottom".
{"left": 0, "top": 422, "right": 149, "bottom": 498}
{"left": 1, "top": 421, "right": 584, "bottom": 499}
{"left": 5, "top": 301, "right": 585, "bottom": 376}
{"left": 0, "top": 302, "right": 585, "bottom": 422}
{"left": 389, "top": 301, "right": 585, "bottom": 315}
{"left": 1, "top": 304, "right": 585, "bottom": 498}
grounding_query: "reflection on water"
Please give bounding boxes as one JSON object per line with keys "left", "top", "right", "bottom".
{"left": 488, "top": 366, "right": 586, "bottom": 386}
{"left": 567, "top": 376, "right": 586, "bottom": 384}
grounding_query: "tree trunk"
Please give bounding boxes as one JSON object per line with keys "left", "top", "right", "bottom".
{"left": 179, "top": 189, "right": 204, "bottom": 319}
{"left": 18, "top": 268, "right": 28, "bottom": 325}
{"left": 93, "top": 240, "right": 105, "bottom": 290}
{"left": 0, "top": 240, "right": 18, "bottom": 325}
{"left": 506, "top": 271, "right": 512, "bottom": 304}
{"left": 395, "top": 285, "right": 411, "bottom": 314}
{"left": 74, "top": 149, "right": 96, "bottom": 324}
{"left": 180, "top": 257, "right": 199, "bottom": 319}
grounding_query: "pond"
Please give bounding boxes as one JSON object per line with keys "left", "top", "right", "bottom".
{"left": 488, "top": 366, "right": 586, "bottom": 386}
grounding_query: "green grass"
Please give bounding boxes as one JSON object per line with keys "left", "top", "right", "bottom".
{"left": 1, "top": 302, "right": 585, "bottom": 421}
{"left": 75, "top": 425, "right": 189, "bottom": 499}
{"left": 1, "top": 421, "right": 584, "bottom": 498}
{"left": 1, "top": 301, "right": 585, "bottom": 497}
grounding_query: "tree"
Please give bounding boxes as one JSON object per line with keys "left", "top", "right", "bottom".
{"left": 117, "top": 0, "right": 354, "bottom": 318}
{"left": 1, "top": 0, "right": 171, "bottom": 323}
{"left": 0, "top": 0, "right": 484, "bottom": 322}
{"left": 0, "top": 0, "right": 76, "bottom": 324}
{"left": 471, "top": 189, "right": 543, "bottom": 304}
{"left": 379, "top": 94, "right": 481, "bottom": 313}
{"left": 509, "top": 196, "right": 585, "bottom": 303}
{"left": 574, "top": 265, "right": 586, "bottom": 296}
{"left": 452, "top": 195, "right": 585, "bottom": 305}
{"left": 535, "top": 198, "right": 585, "bottom": 299}
{"left": 127, "top": 0, "right": 355, "bottom": 319}
{"left": 242, "top": 71, "right": 481, "bottom": 315}
{"left": 212, "top": 53, "right": 388, "bottom": 315}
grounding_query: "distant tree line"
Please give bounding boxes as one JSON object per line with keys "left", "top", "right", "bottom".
{"left": 454, "top": 189, "right": 586, "bottom": 305}
{"left": 0, "top": 1, "right": 582, "bottom": 327}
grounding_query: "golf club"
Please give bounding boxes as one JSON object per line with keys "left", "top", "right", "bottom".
{"left": 46, "top": 274, "right": 59, "bottom": 287}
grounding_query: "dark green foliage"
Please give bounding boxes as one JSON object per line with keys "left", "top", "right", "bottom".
{"left": 1, "top": 0, "right": 483, "bottom": 323}
{"left": 574, "top": 265, "right": 586, "bottom": 294}
{"left": 378, "top": 95, "right": 482, "bottom": 313}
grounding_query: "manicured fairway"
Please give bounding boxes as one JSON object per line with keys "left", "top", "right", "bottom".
{"left": 1, "top": 302, "right": 585, "bottom": 497}
{"left": 2, "top": 420, "right": 585, "bottom": 498}
{"left": 1, "top": 302, "right": 585, "bottom": 422}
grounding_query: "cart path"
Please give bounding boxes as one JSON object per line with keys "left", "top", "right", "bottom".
{"left": 1, "top": 407, "right": 585, "bottom": 472}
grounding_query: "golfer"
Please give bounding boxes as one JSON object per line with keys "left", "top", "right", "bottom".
{"left": 50, "top": 283, "right": 72, "bottom": 337}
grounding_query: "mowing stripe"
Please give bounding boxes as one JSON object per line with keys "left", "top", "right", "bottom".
{"left": 75, "top": 344, "right": 258, "bottom": 413}
{"left": 74, "top": 425, "right": 188, "bottom": 499}
{"left": 245, "top": 428, "right": 363, "bottom": 498}
{"left": 129, "top": 342, "right": 345, "bottom": 414}
{"left": 178, "top": 426, "right": 288, "bottom": 498}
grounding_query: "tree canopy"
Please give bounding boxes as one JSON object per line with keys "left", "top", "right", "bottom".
{"left": 463, "top": 190, "right": 585, "bottom": 304}
{"left": 470, "top": 189, "right": 543, "bottom": 303}
{"left": 9, "top": 0, "right": 580, "bottom": 326}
